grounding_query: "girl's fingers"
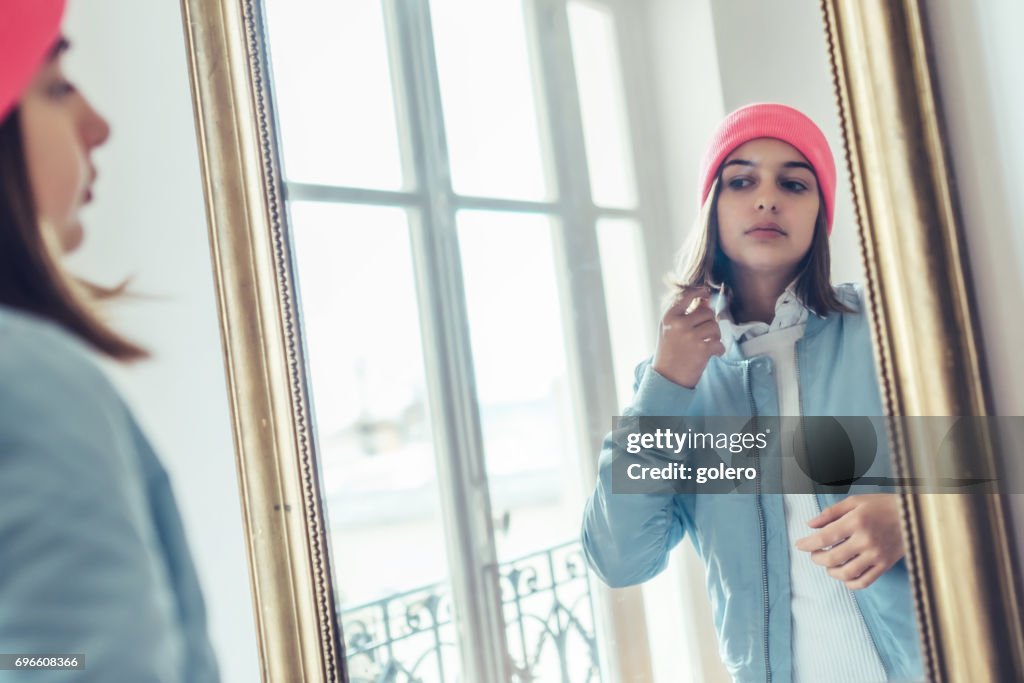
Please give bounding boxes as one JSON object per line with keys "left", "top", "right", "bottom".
{"left": 827, "top": 554, "right": 874, "bottom": 583}
{"left": 810, "top": 541, "right": 861, "bottom": 568}
{"left": 844, "top": 563, "right": 886, "bottom": 590}
{"left": 795, "top": 523, "right": 851, "bottom": 552}
{"left": 662, "top": 309, "right": 714, "bottom": 334}
{"left": 664, "top": 306, "right": 714, "bottom": 330}
{"left": 683, "top": 294, "right": 711, "bottom": 316}
{"left": 691, "top": 317, "right": 721, "bottom": 336}
{"left": 663, "top": 297, "right": 716, "bottom": 332}
{"left": 665, "top": 286, "right": 712, "bottom": 318}
{"left": 689, "top": 312, "right": 719, "bottom": 330}
{"left": 807, "top": 496, "right": 859, "bottom": 529}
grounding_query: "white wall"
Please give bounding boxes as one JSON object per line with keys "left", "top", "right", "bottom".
{"left": 924, "top": 0, "right": 1024, "bottom": 416}
{"left": 641, "top": 0, "right": 726, "bottom": 284}
{"left": 923, "top": 0, "right": 1024, "bottom": 585}
{"left": 61, "top": 2, "right": 260, "bottom": 682}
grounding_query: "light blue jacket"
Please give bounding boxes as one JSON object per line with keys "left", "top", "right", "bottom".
{"left": 0, "top": 307, "right": 219, "bottom": 682}
{"left": 582, "top": 283, "right": 923, "bottom": 683}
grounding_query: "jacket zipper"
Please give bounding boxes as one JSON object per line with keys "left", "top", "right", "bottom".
{"left": 747, "top": 360, "right": 771, "bottom": 683}
{"left": 848, "top": 564, "right": 894, "bottom": 676}
{"left": 793, "top": 342, "right": 807, "bottom": 477}
{"left": 794, "top": 342, "right": 893, "bottom": 678}
{"left": 793, "top": 343, "right": 802, "bottom": 418}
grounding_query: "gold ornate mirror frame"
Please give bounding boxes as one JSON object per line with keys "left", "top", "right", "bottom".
{"left": 179, "top": 0, "right": 1024, "bottom": 680}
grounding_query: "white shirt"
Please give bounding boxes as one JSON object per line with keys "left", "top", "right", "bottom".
{"left": 718, "top": 284, "right": 888, "bottom": 682}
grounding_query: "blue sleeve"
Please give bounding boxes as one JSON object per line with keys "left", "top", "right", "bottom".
{"left": 126, "top": 417, "right": 220, "bottom": 682}
{"left": 580, "top": 359, "right": 696, "bottom": 587}
{"left": 0, "top": 324, "right": 199, "bottom": 682}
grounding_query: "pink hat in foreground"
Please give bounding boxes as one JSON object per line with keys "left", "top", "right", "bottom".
{"left": 0, "top": 0, "right": 67, "bottom": 122}
{"left": 699, "top": 103, "right": 838, "bottom": 235}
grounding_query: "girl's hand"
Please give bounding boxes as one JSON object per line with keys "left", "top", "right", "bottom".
{"left": 652, "top": 286, "right": 726, "bottom": 389}
{"left": 794, "top": 494, "right": 905, "bottom": 590}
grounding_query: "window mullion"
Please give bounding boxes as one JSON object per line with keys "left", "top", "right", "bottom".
{"left": 526, "top": 0, "right": 616, "bottom": 488}
{"left": 451, "top": 195, "right": 559, "bottom": 215}
{"left": 384, "top": 0, "right": 511, "bottom": 681}
{"left": 284, "top": 182, "right": 422, "bottom": 208}
{"left": 526, "top": 0, "right": 656, "bottom": 681}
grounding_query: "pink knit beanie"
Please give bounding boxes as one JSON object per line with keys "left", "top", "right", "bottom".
{"left": 699, "top": 103, "right": 837, "bottom": 235}
{"left": 0, "top": 0, "right": 67, "bottom": 122}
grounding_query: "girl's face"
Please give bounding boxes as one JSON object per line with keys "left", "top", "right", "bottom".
{"left": 715, "top": 138, "right": 820, "bottom": 280}
{"left": 18, "top": 40, "right": 109, "bottom": 253}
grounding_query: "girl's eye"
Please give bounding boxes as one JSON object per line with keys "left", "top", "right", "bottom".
{"left": 47, "top": 79, "right": 76, "bottom": 99}
{"left": 782, "top": 180, "right": 808, "bottom": 192}
{"left": 727, "top": 177, "right": 753, "bottom": 190}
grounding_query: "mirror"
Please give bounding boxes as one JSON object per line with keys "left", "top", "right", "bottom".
{"left": 180, "top": 0, "right": 1024, "bottom": 681}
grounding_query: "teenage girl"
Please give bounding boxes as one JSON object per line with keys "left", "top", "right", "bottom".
{"left": 582, "top": 103, "right": 922, "bottom": 682}
{"left": 0, "top": 1, "right": 219, "bottom": 680}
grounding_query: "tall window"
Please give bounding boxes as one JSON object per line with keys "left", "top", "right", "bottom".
{"left": 263, "top": 0, "right": 663, "bottom": 679}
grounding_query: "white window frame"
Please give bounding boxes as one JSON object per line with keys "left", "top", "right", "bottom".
{"left": 279, "top": 0, "right": 673, "bottom": 679}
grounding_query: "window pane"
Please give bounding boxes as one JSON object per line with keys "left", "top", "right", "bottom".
{"left": 597, "top": 218, "right": 654, "bottom": 410}
{"left": 568, "top": 1, "right": 638, "bottom": 208}
{"left": 456, "top": 212, "right": 576, "bottom": 560}
{"left": 264, "top": 0, "right": 406, "bottom": 190}
{"left": 430, "top": 0, "right": 552, "bottom": 201}
{"left": 457, "top": 210, "right": 598, "bottom": 679}
{"left": 288, "top": 202, "right": 459, "bottom": 681}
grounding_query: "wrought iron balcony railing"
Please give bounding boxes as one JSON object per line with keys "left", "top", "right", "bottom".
{"left": 340, "top": 539, "right": 601, "bottom": 683}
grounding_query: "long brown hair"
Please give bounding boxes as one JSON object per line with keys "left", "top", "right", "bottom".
{"left": 0, "top": 108, "right": 147, "bottom": 360}
{"left": 666, "top": 174, "right": 854, "bottom": 318}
